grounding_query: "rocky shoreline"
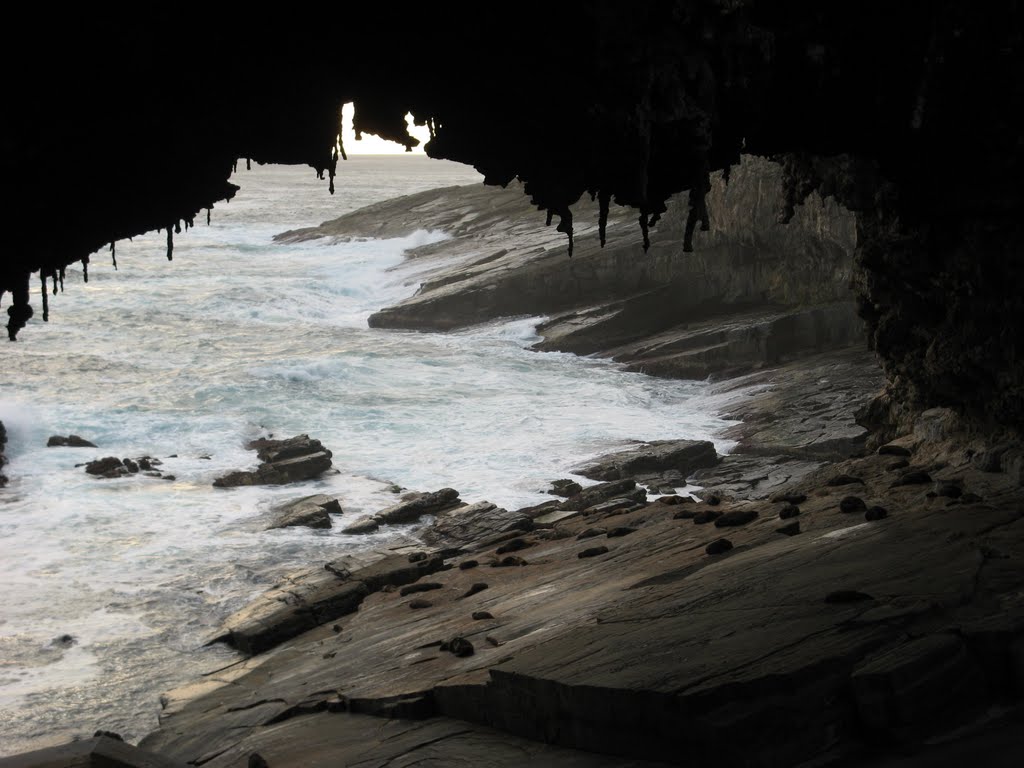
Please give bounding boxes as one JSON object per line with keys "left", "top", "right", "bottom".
{"left": 35, "top": 378, "right": 1016, "bottom": 768}
{"left": 4, "top": 159, "right": 1024, "bottom": 766}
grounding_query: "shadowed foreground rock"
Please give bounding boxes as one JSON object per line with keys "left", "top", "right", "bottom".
{"left": 142, "top": 404, "right": 1024, "bottom": 766}
{"left": 0, "top": 735, "right": 185, "bottom": 767}
{"left": 214, "top": 435, "right": 333, "bottom": 488}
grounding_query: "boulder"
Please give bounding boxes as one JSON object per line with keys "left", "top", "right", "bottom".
{"left": 577, "top": 439, "right": 718, "bottom": 482}
{"left": 714, "top": 510, "right": 758, "bottom": 527}
{"left": 267, "top": 494, "right": 341, "bottom": 530}
{"left": 706, "top": 538, "right": 733, "bottom": 555}
{"left": 214, "top": 434, "right": 333, "bottom": 487}
{"left": 421, "top": 501, "right": 532, "bottom": 546}
{"left": 47, "top": 434, "right": 97, "bottom": 447}
{"left": 548, "top": 479, "right": 583, "bottom": 497}
{"left": 892, "top": 470, "right": 933, "bottom": 487}
{"left": 85, "top": 456, "right": 127, "bottom": 478}
{"left": 839, "top": 496, "right": 867, "bottom": 514}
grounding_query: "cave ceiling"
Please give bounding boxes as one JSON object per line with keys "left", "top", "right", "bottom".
{"left": 2, "top": 2, "right": 1022, "bottom": 428}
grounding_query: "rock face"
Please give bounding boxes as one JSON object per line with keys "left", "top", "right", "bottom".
{"left": 47, "top": 434, "right": 97, "bottom": 447}
{"left": 577, "top": 439, "right": 718, "bottom": 483}
{"left": 213, "top": 435, "right": 333, "bottom": 488}
{"left": 267, "top": 494, "right": 342, "bottom": 530}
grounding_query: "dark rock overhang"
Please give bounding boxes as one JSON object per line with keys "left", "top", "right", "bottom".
{"left": 2, "top": 2, "right": 1022, "bottom": 428}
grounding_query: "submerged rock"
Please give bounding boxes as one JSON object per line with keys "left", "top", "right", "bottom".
{"left": 47, "top": 434, "right": 97, "bottom": 447}
{"left": 85, "top": 456, "right": 127, "bottom": 478}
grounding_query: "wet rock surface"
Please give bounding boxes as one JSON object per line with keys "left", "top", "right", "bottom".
{"left": 267, "top": 494, "right": 341, "bottom": 530}
{"left": 213, "top": 435, "right": 333, "bottom": 488}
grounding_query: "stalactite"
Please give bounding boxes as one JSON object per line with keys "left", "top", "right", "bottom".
{"left": 328, "top": 147, "right": 338, "bottom": 195}
{"left": 166, "top": 227, "right": 174, "bottom": 261}
{"left": 556, "top": 208, "right": 574, "bottom": 257}
{"left": 59, "top": 268, "right": 65, "bottom": 292}
{"left": 207, "top": 208, "right": 212, "bottom": 226}
{"left": 174, "top": 220, "right": 181, "bottom": 235}
{"left": 338, "top": 133, "right": 348, "bottom": 162}
{"left": 545, "top": 210, "right": 554, "bottom": 227}
{"left": 50, "top": 272, "right": 57, "bottom": 296}
{"left": 6, "top": 273, "right": 32, "bottom": 341}
{"left": 233, "top": 159, "right": 238, "bottom": 173}
{"left": 246, "top": 157, "right": 251, "bottom": 171}
{"left": 82, "top": 256, "right": 89, "bottom": 283}
{"left": 111, "top": 241, "right": 117, "bottom": 270}
{"left": 638, "top": 212, "right": 651, "bottom": 253}
{"left": 40, "top": 274, "right": 49, "bottom": 321}
{"left": 598, "top": 191, "right": 610, "bottom": 247}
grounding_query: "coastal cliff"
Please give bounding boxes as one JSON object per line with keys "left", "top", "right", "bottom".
{"left": 281, "top": 155, "right": 863, "bottom": 381}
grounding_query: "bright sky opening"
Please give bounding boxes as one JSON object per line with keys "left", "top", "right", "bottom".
{"left": 341, "top": 103, "right": 431, "bottom": 155}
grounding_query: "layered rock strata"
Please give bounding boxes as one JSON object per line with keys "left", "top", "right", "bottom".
{"left": 213, "top": 435, "right": 333, "bottom": 488}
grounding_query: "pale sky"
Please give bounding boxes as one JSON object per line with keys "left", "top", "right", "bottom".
{"left": 341, "top": 102, "right": 431, "bottom": 155}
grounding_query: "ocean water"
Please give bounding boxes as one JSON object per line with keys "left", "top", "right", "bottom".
{"left": 0, "top": 156, "right": 736, "bottom": 754}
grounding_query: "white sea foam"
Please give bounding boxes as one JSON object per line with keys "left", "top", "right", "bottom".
{"left": 0, "top": 157, "right": 737, "bottom": 754}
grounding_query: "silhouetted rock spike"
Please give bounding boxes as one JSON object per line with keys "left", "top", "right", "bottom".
{"left": 206, "top": 208, "right": 211, "bottom": 226}
{"left": 58, "top": 267, "right": 65, "bottom": 292}
{"left": 82, "top": 256, "right": 89, "bottom": 283}
{"left": 110, "top": 241, "right": 117, "bottom": 270}
{"left": 40, "top": 274, "right": 49, "bottom": 321}
{"left": 166, "top": 227, "right": 173, "bottom": 261}
{"left": 556, "top": 208, "right": 574, "bottom": 257}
